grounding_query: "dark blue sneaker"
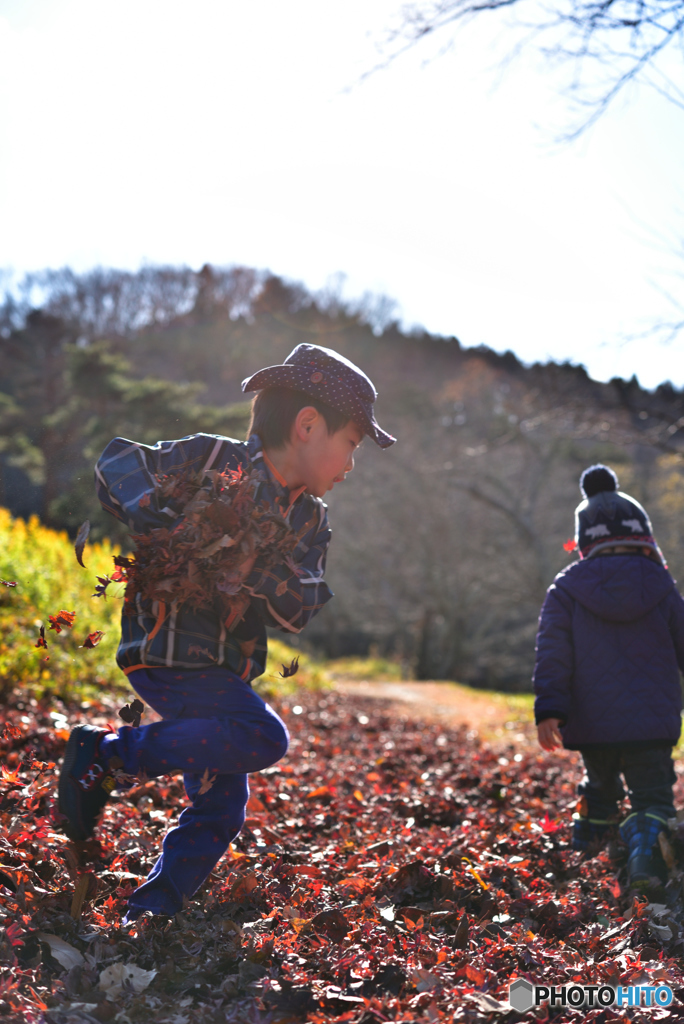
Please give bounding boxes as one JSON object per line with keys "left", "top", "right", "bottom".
{"left": 58, "top": 725, "right": 119, "bottom": 841}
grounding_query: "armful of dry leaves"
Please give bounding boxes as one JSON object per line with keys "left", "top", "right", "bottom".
{"left": 112, "top": 464, "right": 302, "bottom": 621}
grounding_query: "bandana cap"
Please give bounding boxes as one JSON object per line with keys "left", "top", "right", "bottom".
{"left": 241, "top": 343, "right": 396, "bottom": 449}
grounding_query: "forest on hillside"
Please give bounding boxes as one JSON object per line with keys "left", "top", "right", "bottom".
{"left": 2, "top": 264, "right": 684, "bottom": 689}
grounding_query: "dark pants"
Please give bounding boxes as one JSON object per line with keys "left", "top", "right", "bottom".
{"left": 103, "top": 666, "right": 289, "bottom": 917}
{"left": 578, "top": 744, "right": 676, "bottom": 821}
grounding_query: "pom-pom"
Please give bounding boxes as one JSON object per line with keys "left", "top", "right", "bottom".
{"left": 580, "top": 464, "right": 618, "bottom": 498}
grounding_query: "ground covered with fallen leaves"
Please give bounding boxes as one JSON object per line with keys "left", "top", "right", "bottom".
{"left": 3, "top": 687, "right": 684, "bottom": 1024}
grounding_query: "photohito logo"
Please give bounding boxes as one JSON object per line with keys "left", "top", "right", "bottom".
{"left": 509, "top": 979, "right": 673, "bottom": 1012}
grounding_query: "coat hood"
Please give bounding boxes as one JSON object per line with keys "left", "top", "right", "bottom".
{"left": 554, "top": 555, "right": 675, "bottom": 623}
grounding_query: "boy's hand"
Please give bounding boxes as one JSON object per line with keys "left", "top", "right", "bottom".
{"left": 537, "top": 718, "right": 563, "bottom": 751}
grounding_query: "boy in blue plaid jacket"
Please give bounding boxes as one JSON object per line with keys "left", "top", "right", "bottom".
{"left": 58, "top": 344, "right": 395, "bottom": 921}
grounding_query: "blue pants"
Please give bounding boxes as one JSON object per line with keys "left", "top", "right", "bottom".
{"left": 103, "top": 667, "right": 289, "bottom": 917}
{"left": 578, "top": 743, "right": 676, "bottom": 821}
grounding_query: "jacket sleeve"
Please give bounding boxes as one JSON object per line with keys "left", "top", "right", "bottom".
{"left": 94, "top": 434, "right": 239, "bottom": 533}
{"left": 667, "top": 586, "right": 684, "bottom": 675}
{"left": 243, "top": 500, "right": 333, "bottom": 633}
{"left": 533, "top": 585, "right": 574, "bottom": 726}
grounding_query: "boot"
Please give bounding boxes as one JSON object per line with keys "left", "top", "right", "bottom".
{"left": 619, "top": 811, "right": 669, "bottom": 887}
{"left": 572, "top": 814, "right": 611, "bottom": 852}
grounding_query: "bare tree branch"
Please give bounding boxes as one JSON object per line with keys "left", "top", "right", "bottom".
{"left": 376, "top": 0, "right": 684, "bottom": 133}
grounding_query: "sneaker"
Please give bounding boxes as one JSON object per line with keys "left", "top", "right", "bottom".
{"left": 58, "top": 725, "right": 120, "bottom": 841}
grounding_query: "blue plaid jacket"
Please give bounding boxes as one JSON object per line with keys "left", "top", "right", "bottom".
{"left": 95, "top": 433, "right": 333, "bottom": 680}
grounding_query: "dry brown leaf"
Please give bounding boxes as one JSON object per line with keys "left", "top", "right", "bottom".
{"left": 37, "top": 933, "right": 85, "bottom": 971}
{"left": 99, "top": 963, "right": 157, "bottom": 1000}
{"left": 198, "top": 767, "right": 217, "bottom": 795}
{"left": 119, "top": 465, "right": 299, "bottom": 621}
{"left": 74, "top": 519, "right": 90, "bottom": 568}
{"left": 70, "top": 873, "right": 94, "bottom": 920}
{"left": 119, "top": 698, "right": 145, "bottom": 728}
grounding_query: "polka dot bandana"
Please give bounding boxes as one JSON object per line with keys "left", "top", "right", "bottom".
{"left": 241, "top": 343, "right": 396, "bottom": 448}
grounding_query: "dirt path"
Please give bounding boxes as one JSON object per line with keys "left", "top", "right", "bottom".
{"left": 333, "top": 678, "right": 538, "bottom": 747}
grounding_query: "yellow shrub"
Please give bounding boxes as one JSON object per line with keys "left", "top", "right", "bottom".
{"left": 0, "top": 509, "right": 327, "bottom": 702}
{"left": 0, "top": 509, "right": 124, "bottom": 700}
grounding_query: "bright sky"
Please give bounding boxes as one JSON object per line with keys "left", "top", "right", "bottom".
{"left": 1, "top": 0, "right": 683, "bottom": 389}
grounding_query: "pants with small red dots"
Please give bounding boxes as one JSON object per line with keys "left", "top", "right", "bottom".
{"left": 101, "top": 666, "right": 289, "bottom": 918}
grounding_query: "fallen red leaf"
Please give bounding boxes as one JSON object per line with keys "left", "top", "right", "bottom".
{"left": 0, "top": 685, "right": 681, "bottom": 1020}
{"left": 311, "top": 909, "right": 349, "bottom": 943}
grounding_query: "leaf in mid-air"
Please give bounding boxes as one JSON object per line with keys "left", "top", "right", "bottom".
{"left": 34, "top": 625, "right": 48, "bottom": 649}
{"left": 80, "top": 630, "right": 105, "bottom": 649}
{"left": 279, "top": 656, "right": 300, "bottom": 678}
{"left": 48, "top": 610, "right": 76, "bottom": 633}
{"left": 0, "top": 580, "right": 17, "bottom": 587}
{"left": 118, "top": 698, "right": 145, "bottom": 728}
{"left": 92, "top": 574, "right": 112, "bottom": 599}
{"left": 74, "top": 520, "right": 90, "bottom": 568}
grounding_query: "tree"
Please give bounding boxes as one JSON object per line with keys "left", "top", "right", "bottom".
{"left": 379, "top": 0, "right": 684, "bottom": 135}
{"left": 0, "top": 315, "right": 250, "bottom": 534}
{"left": 0, "top": 311, "right": 80, "bottom": 522}
{"left": 4, "top": 264, "right": 265, "bottom": 342}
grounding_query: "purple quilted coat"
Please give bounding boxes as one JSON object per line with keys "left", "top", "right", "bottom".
{"left": 533, "top": 555, "right": 684, "bottom": 749}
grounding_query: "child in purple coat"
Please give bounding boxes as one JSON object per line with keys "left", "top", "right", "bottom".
{"left": 534, "top": 464, "right": 684, "bottom": 886}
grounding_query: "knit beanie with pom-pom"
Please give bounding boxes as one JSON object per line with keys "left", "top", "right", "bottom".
{"left": 574, "top": 464, "right": 662, "bottom": 561}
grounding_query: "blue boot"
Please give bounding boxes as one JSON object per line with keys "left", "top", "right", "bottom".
{"left": 572, "top": 814, "right": 611, "bottom": 852}
{"left": 619, "top": 811, "right": 669, "bottom": 886}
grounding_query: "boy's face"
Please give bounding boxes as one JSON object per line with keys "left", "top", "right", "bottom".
{"left": 299, "top": 417, "right": 363, "bottom": 497}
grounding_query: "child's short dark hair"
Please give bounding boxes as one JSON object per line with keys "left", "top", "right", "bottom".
{"left": 247, "top": 386, "right": 351, "bottom": 450}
